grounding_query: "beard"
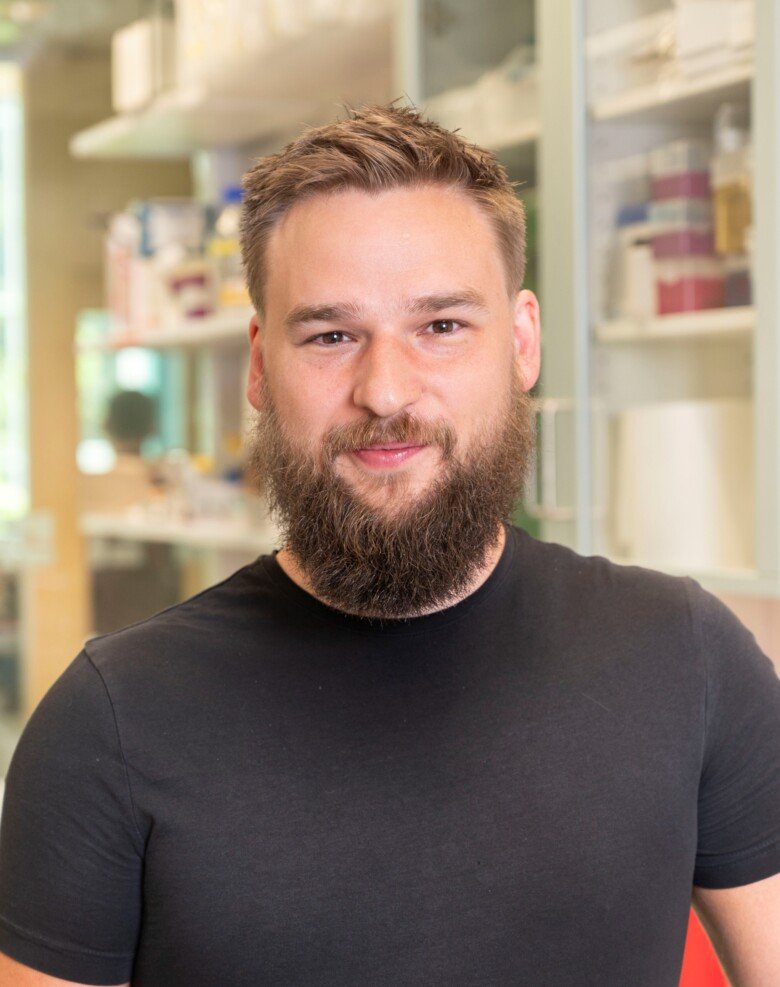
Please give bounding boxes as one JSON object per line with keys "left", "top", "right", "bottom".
{"left": 244, "top": 369, "right": 537, "bottom": 619}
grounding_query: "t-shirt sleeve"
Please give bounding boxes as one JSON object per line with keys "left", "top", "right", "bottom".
{"left": 0, "top": 649, "right": 144, "bottom": 984}
{"left": 687, "top": 579, "right": 780, "bottom": 889}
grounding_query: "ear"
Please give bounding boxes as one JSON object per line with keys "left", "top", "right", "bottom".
{"left": 247, "top": 313, "right": 266, "bottom": 411}
{"left": 511, "top": 289, "right": 541, "bottom": 392}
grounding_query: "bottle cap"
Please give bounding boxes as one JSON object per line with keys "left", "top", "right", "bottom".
{"left": 222, "top": 186, "right": 244, "bottom": 205}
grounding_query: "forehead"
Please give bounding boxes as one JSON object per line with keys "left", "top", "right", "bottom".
{"left": 264, "top": 184, "right": 508, "bottom": 312}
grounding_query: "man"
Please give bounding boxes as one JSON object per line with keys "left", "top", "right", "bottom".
{"left": 0, "top": 103, "right": 777, "bottom": 985}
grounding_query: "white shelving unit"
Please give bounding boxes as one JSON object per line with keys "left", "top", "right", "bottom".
{"left": 432, "top": 104, "right": 538, "bottom": 177}
{"left": 77, "top": 307, "right": 253, "bottom": 352}
{"left": 70, "top": 12, "right": 394, "bottom": 159}
{"left": 590, "top": 63, "right": 753, "bottom": 124}
{"left": 537, "top": 0, "right": 780, "bottom": 597}
{"left": 595, "top": 306, "right": 754, "bottom": 344}
{"left": 79, "top": 510, "right": 278, "bottom": 554}
{"left": 421, "top": 76, "right": 538, "bottom": 153}
{"left": 489, "top": 117, "right": 539, "bottom": 151}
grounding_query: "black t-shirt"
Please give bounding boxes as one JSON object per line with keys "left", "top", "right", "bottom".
{"left": 0, "top": 524, "right": 779, "bottom": 986}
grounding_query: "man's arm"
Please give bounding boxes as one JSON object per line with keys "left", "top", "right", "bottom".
{"left": 691, "top": 872, "right": 780, "bottom": 986}
{"left": 0, "top": 948, "right": 130, "bottom": 986}
{"left": 0, "top": 652, "right": 144, "bottom": 985}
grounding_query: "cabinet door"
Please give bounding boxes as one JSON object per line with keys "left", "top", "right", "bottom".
{"left": 536, "top": 0, "right": 586, "bottom": 551}
{"left": 752, "top": 0, "right": 780, "bottom": 586}
{"left": 538, "top": 0, "right": 780, "bottom": 595}
{"left": 585, "top": 0, "right": 756, "bottom": 582}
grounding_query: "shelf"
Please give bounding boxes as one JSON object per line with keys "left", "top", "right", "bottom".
{"left": 489, "top": 119, "right": 538, "bottom": 178}
{"left": 424, "top": 83, "right": 538, "bottom": 160}
{"left": 594, "top": 306, "right": 754, "bottom": 344}
{"left": 77, "top": 307, "right": 253, "bottom": 352}
{"left": 79, "top": 511, "right": 278, "bottom": 553}
{"left": 481, "top": 117, "right": 539, "bottom": 153}
{"left": 70, "top": 12, "right": 393, "bottom": 159}
{"left": 585, "top": 12, "right": 671, "bottom": 61}
{"left": 590, "top": 62, "right": 753, "bottom": 124}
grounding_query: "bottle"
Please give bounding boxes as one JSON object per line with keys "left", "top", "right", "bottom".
{"left": 711, "top": 102, "right": 752, "bottom": 256}
{"left": 209, "top": 186, "right": 250, "bottom": 308}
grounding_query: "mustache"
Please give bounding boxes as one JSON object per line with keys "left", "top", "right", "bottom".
{"left": 320, "top": 414, "right": 456, "bottom": 464}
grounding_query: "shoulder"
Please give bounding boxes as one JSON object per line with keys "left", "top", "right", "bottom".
{"left": 509, "top": 524, "right": 698, "bottom": 627}
{"left": 509, "top": 525, "right": 780, "bottom": 699}
{"left": 83, "top": 555, "right": 273, "bottom": 687}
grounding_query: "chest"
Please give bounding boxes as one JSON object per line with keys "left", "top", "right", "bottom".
{"left": 132, "top": 671, "right": 701, "bottom": 985}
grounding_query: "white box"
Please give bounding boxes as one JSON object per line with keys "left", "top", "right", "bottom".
{"left": 613, "top": 398, "right": 754, "bottom": 570}
{"left": 730, "top": 0, "right": 754, "bottom": 52}
{"left": 675, "top": 2, "right": 729, "bottom": 60}
{"left": 111, "top": 18, "right": 175, "bottom": 114}
{"left": 675, "top": 0, "right": 753, "bottom": 77}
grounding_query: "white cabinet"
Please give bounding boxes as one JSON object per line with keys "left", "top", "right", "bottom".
{"left": 537, "top": 0, "right": 780, "bottom": 596}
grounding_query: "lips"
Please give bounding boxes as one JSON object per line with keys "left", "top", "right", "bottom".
{"left": 351, "top": 444, "right": 427, "bottom": 469}
{"left": 359, "top": 442, "right": 420, "bottom": 451}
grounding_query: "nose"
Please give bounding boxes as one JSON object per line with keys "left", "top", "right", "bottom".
{"left": 351, "top": 335, "right": 422, "bottom": 419}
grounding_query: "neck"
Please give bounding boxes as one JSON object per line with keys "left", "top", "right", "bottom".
{"left": 275, "top": 522, "right": 507, "bottom": 619}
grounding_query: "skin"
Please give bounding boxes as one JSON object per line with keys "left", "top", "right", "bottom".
{"left": 692, "top": 877, "right": 780, "bottom": 985}
{"left": 0, "top": 952, "right": 129, "bottom": 987}
{"left": 246, "top": 183, "right": 541, "bottom": 612}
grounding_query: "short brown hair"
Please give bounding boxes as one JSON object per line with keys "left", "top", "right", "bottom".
{"left": 239, "top": 102, "right": 526, "bottom": 317}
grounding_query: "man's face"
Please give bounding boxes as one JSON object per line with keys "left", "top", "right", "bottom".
{"left": 245, "top": 183, "right": 541, "bottom": 617}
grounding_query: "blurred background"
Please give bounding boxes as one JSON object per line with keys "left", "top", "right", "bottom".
{"left": 0, "top": 2, "right": 773, "bottom": 979}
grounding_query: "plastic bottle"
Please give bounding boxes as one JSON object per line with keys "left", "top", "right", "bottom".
{"left": 209, "top": 186, "right": 250, "bottom": 308}
{"left": 711, "top": 102, "right": 752, "bottom": 256}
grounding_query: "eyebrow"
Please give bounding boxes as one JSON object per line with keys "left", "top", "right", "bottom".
{"left": 282, "top": 289, "right": 489, "bottom": 331}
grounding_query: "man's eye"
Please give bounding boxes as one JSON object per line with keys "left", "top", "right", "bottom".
{"left": 311, "top": 331, "right": 349, "bottom": 346}
{"left": 427, "top": 319, "right": 463, "bottom": 335}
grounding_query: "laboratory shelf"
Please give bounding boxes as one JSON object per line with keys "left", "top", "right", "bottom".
{"left": 76, "top": 306, "right": 254, "bottom": 352}
{"left": 585, "top": 11, "right": 671, "bottom": 61}
{"left": 489, "top": 118, "right": 538, "bottom": 179}
{"left": 423, "top": 77, "right": 538, "bottom": 169}
{"left": 70, "top": 11, "right": 393, "bottom": 159}
{"left": 594, "top": 306, "right": 754, "bottom": 344}
{"left": 590, "top": 62, "right": 753, "bottom": 124}
{"left": 79, "top": 510, "right": 278, "bottom": 553}
{"left": 489, "top": 117, "right": 539, "bottom": 151}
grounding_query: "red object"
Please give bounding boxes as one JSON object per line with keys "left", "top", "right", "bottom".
{"left": 679, "top": 909, "right": 727, "bottom": 987}
{"left": 652, "top": 229, "right": 715, "bottom": 259}
{"left": 657, "top": 275, "right": 724, "bottom": 314}
{"left": 651, "top": 172, "right": 712, "bottom": 200}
